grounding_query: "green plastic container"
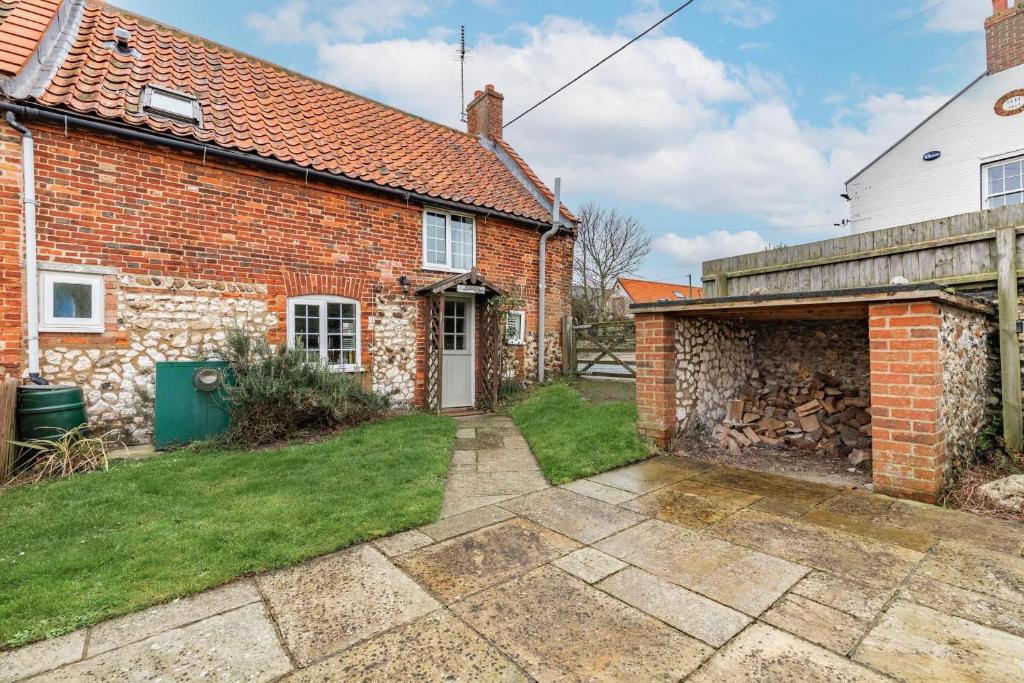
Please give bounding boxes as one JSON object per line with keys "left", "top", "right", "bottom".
{"left": 154, "top": 361, "right": 233, "bottom": 449}
{"left": 16, "top": 385, "right": 88, "bottom": 442}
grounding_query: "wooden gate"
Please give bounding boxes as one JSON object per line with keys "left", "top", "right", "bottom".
{"left": 571, "top": 320, "right": 636, "bottom": 379}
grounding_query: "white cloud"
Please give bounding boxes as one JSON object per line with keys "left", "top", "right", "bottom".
{"left": 654, "top": 230, "right": 769, "bottom": 270}
{"left": 245, "top": 1, "right": 320, "bottom": 44}
{"left": 923, "top": 0, "right": 991, "bottom": 33}
{"left": 701, "top": 0, "right": 777, "bottom": 30}
{"left": 618, "top": 0, "right": 668, "bottom": 33}
{"left": 242, "top": 3, "right": 951, "bottom": 256}
{"left": 246, "top": 0, "right": 432, "bottom": 44}
{"left": 309, "top": 14, "right": 949, "bottom": 231}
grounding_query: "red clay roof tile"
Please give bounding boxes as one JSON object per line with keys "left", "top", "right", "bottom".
{"left": 618, "top": 277, "right": 703, "bottom": 304}
{"left": 21, "top": 1, "right": 562, "bottom": 223}
{"left": 0, "top": 0, "right": 61, "bottom": 76}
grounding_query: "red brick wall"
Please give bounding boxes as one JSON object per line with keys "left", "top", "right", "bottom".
{"left": 868, "top": 302, "right": 946, "bottom": 502}
{"left": 0, "top": 123, "right": 573, "bottom": 405}
{"left": 987, "top": 1, "right": 1024, "bottom": 75}
{"left": 635, "top": 312, "right": 678, "bottom": 447}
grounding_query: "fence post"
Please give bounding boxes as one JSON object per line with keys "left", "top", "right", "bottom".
{"left": 996, "top": 226, "right": 1023, "bottom": 452}
{"left": 0, "top": 376, "right": 18, "bottom": 483}
{"left": 714, "top": 272, "right": 728, "bottom": 297}
{"left": 561, "top": 315, "right": 575, "bottom": 376}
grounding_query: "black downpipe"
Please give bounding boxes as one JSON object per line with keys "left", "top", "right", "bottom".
{"left": 0, "top": 101, "right": 559, "bottom": 233}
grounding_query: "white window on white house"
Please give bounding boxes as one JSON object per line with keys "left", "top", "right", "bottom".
{"left": 39, "top": 270, "right": 105, "bottom": 333}
{"left": 505, "top": 310, "right": 525, "bottom": 345}
{"left": 985, "top": 157, "right": 1024, "bottom": 209}
{"left": 423, "top": 210, "right": 476, "bottom": 271}
{"left": 287, "top": 296, "right": 360, "bottom": 370}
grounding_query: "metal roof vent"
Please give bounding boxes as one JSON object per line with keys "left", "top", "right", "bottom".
{"left": 105, "top": 27, "right": 140, "bottom": 57}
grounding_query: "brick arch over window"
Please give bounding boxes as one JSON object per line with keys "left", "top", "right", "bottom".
{"left": 282, "top": 272, "right": 370, "bottom": 301}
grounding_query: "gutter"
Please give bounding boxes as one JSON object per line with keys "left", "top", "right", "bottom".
{"left": 537, "top": 177, "right": 561, "bottom": 383}
{"left": 0, "top": 102, "right": 563, "bottom": 234}
{"left": 4, "top": 112, "right": 47, "bottom": 384}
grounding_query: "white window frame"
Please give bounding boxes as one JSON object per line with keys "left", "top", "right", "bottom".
{"left": 286, "top": 295, "right": 362, "bottom": 372}
{"left": 39, "top": 270, "right": 105, "bottom": 333}
{"left": 142, "top": 85, "right": 203, "bottom": 126}
{"left": 983, "top": 155, "right": 1024, "bottom": 209}
{"left": 505, "top": 310, "right": 526, "bottom": 345}
{"left": 422, "top": 209, "right": 477, "bottom": 272}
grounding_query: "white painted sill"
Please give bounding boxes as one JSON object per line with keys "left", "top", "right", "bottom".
{"left": 420, "top": 264, "right": 472, "bottom": 275}
{"left": 39, "top": 324, "right": 104, "bottom": 334}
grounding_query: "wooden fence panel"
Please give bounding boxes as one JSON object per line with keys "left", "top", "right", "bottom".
{"left": 0, "top": 377, "right": 17, "bottom": 483}
{"left": 702, "top": 205, "right": 1024, "bottom": 296}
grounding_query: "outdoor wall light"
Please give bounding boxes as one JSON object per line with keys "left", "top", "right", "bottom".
{"left": 398, "top": 275, "right": 410, "bottom": 295}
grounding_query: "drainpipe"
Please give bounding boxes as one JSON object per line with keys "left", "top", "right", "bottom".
{"left": 537, "top": 177, "right": 561, "bottom": 383}
{"left": 5, "top": 113, "right": 46, "bottom": 385}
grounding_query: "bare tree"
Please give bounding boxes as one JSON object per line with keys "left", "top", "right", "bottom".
{"left": 573, "top": 203, "right": 652, "bottom": 321}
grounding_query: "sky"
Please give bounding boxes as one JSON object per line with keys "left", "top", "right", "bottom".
{"left": 110, "top": 0, "right": 992, "bottom": 285}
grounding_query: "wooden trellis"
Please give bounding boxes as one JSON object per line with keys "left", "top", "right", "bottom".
{"left": 418, "top": 268, "right": 506, "bottom": 413}
{"left": 478, "top": 303, "right": 503, "bottom": 411}
{"left": 424, "top": 293, "right": 444, "bottom": 413}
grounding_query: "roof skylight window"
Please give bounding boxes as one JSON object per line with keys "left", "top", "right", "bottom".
{"left": 142, "top": 85, "right": 202, "bottom": 125}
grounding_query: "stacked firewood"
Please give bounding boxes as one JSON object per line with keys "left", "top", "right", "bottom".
{"left": 713, "top": 370, "right": 872, "bottom": 462}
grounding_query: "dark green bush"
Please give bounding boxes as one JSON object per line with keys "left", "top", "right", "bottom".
{"left": 220, "top": 330, "right": 389, "bottom": 446}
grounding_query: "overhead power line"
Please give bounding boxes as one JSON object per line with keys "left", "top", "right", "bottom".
{"left": 800, "top": 0, "right": 951, "bottom": 74}
{"left": 503, "top": 0, "right": 699, "bottom": 129}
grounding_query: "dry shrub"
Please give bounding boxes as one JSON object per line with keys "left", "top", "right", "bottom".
{"left": 220, "top": 330, "right": 389, "bottom": 447}
{"left": 943, "top": 464, "right": 1024, "bottom": 523}
{"left": 5, "top": 425, "right": 114, "bottom": 487}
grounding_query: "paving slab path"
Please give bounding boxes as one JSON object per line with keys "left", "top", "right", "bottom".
{"left": 4, "top": 414, "right": 1024, "bottom": 682}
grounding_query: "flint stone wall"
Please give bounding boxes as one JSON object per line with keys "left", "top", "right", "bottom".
{"left": 939, "top": 305, "right": 995, "bottom": 473}
{"left": 675, "top": 318, "right": 755, "bottom": 430}
{"left": 370, "top": 295, "right": 417, "bottom": 404}
{"left": 41, "top": 274, "right": 276, "bottom": 444}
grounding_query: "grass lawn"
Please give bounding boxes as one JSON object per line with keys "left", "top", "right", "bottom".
{"left": 507, "top": 380, "right": 652, "bottom": 485}
{"left": 0, "top": 412, "right": 455, "bottom": 649}
{"left": 569, "top": 377, "right": 636, "bottom": 404}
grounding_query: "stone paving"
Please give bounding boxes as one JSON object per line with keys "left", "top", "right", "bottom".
{"left": 3, "top": 413, "right": 1024, "bottom": 681}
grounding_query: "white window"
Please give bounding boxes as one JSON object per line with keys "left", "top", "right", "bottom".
{"left": 985, "top": 157, "right": 1024, "bottom": 209}
{"left": 422, "top": 210, "right": 476, "bottom": 271}
{"left": 505, "top": 310, "right": 525, "bottom": 345}
{"left": 142, "top": 85, "right": 202, "bottom": 125}
{"left": 286, "top": 296, "right": 360, "bottom": 370}
{"left": 40, "top": 271, "right": 104, "bottom": 333}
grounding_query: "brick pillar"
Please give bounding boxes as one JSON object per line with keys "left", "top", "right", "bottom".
{"left": 868, "top": 302, "right": 945, "bottom": 502}
{"left": 635, "top": 312, "right": 678, "bottom": 448}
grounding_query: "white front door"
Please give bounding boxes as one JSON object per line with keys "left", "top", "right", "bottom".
{"left": 441, "top": 297, "right": 475, "bottom": 408}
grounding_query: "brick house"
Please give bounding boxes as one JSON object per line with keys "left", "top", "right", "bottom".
{"left": 610, "top": 277, "right": 702, "bottom": 317}
{"left": 0, "top": 0, "right": 575, "bottom": 443}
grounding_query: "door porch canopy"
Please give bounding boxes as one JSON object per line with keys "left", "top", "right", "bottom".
{"left": 417, "top": 268, "right": 507, "bottom": 413}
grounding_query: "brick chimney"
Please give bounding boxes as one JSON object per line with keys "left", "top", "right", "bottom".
{"left": 466, "top": 84, "right": 504, "bottom": 140}
{"left": 987, "top": 0, "right": 1024, "bottom": 75}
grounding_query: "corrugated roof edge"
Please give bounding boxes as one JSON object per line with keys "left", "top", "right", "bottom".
{"left": 629, "top": 283, "right": 994, "bottom": 314}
